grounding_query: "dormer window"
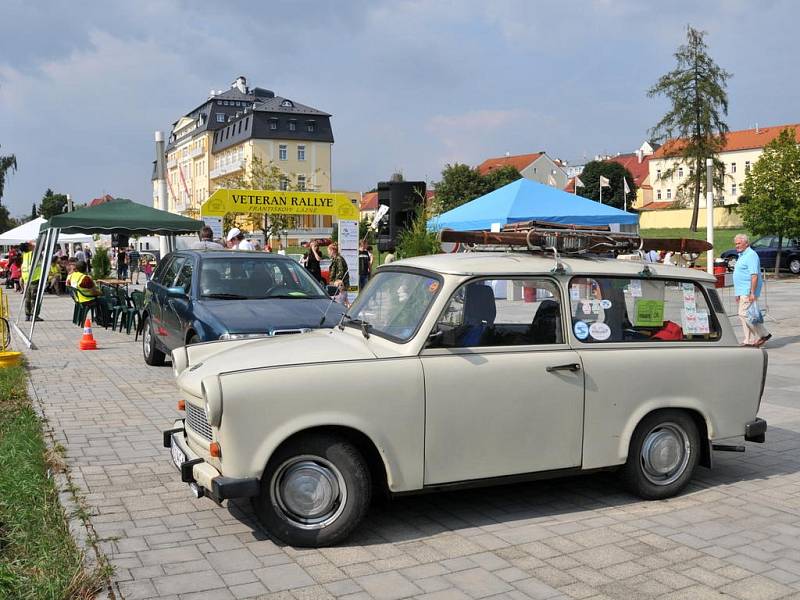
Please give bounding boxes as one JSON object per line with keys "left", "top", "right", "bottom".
{"left": 288, "top": 120, "right": 297, "bottom": 132}
{"left": 281, "top": 99, "right": 294, "bottom": 108}
{"left": 306, "top": 120, "right": 316, "bottom": 132}
{"left": 269, "top": 118, "right": 278, "bottom": 131}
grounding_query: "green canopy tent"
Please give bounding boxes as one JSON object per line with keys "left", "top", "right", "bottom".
{"left": 15, "top": 199, "right": 203, "bottom": 348}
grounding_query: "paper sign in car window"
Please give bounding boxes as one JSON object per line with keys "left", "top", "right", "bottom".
{"left": 634, "top": 299, "right": 665, "bottom": 327}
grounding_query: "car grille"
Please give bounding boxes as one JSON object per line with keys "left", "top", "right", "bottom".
{"left": 186, "top": 402, "right": 213, "bottom": 441}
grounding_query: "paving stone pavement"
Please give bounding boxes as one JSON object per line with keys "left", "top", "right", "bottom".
{"left": 10, "top": 278, "right": 800, "bottom": 600}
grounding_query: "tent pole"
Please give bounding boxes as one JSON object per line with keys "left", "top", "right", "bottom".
{"left": 28, "top": 228, "right": 58, "bottom": 344}
{"left": 13, "top": 229, "right": 50, "bottom": 349}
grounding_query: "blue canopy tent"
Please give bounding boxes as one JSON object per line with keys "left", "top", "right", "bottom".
{"left": 428, "top": 178, "right": 639, "bottom": 231}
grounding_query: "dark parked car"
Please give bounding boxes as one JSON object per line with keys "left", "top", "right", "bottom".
{"left": 142, "top": 250, "right": 345, "bottom": 365}
{"left": 720, "top": 235, "right": 800, "bottom": 274}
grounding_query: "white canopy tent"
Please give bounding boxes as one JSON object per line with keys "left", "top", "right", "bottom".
{"left": 0, "top": 217, "right": 93, "bottom": 246}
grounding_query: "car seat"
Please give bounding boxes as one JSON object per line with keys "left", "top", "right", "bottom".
{"left": 456, "top": 283, "right": 497, "bottom": 347}
{"left": 529, "top": 299, "right": 562, "bottom": 344}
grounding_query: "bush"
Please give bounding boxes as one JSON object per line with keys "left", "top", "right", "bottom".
{"left": 91, "top": 246, "right": 111, "bottom": 279}
{"left": 396, "top": 207, "right": 440, "bottom": 259}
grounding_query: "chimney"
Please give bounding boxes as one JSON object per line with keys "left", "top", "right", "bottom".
{"left": 209, "top": 89, "right": 216, "bottom": 98}
{"left": 233, "top": 76, "right": 248, "bottom": 94}
{"left": 755, "top": 123, "right": 760, "bottom": 134}
{"left": 636, "top": 149, "right": 643, "bottom": 163}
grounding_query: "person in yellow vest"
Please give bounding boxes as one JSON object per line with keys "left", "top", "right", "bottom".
{"left": 21, "top": 240, "right": 44, "bottom": 321}
{"left": 70, "top": 261, "right": 102, "bottom": 305}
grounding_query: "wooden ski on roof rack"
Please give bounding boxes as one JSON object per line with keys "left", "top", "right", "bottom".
{"left": 438, "top": 222, "right": 712, "bottom": 256}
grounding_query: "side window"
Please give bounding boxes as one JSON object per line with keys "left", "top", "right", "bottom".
{"left": 174, "top": 261, "right": 193, "bottom": 294}
{"left": 751, "top": 237, "right": 773, "bottom": 249}
{"left": 161, "top": 257, "right": 185, "bottom": 287}
{"left": 433, "top": 279, "right": 563, "bottom": 348}
{"left": 151, "top": 257, "right": 171, "bottom": 284}
{"left": 568, "top": 277, "right": 720, "bottom": 343}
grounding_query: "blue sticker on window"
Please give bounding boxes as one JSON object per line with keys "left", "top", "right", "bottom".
{"left": 574, "top": 320, "right": 589, "bottom": 340}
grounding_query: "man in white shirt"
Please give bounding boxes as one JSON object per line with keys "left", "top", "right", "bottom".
{"left": 226, "top": 227, "right": 255, "bottom": 250}
{"left": 191, "top": 226, "right": 225, "bottom": 250}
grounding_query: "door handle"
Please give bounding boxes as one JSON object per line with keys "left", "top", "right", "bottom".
{"left": 546, "top": 363, "right": 581, "bottom": 373}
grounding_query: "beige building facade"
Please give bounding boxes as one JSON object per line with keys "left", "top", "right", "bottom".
{"left": 162, "top": 76, "right": 335, "bottom": 243}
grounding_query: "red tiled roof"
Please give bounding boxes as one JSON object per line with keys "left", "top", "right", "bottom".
{"left": 564, "top": 177, "right": 578, "bottom": 193}
{"left": 477, "top": 152, "right": 542, "bottom": 175}
{"left": 360, "top": 192, "right": 378, "bottom": 211}
{"left": 639, "top": 201, "right": 676, "bottom": 211}
{"left": 89, "top": 194, "right": 114, "bottom": 207}
{"left": 606, "top": 153, "right": 651, "bottom": 187}
{"left": 653, "top": 124, "right": 800, "bottom": 158}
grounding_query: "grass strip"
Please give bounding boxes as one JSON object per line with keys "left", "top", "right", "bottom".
{"left": 0, "top": 364, "right": 105, "bottom": 599}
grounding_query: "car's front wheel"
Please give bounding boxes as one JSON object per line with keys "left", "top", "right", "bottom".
{"left": 142, "top": 315, "right": 165, "bottom": 366}
{"left": 789, "top": 257, "right": 800, "bottom": 275}
{"left": 252, "top": 434, "right": 371, "bottom": 547}
{"left": 621, "top": 410, "right": 700, "bottom": 500}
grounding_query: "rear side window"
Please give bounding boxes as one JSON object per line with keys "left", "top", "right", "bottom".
{"left": 174, "top": 261, "right": 193, "bottom": 294}
{"left": 568, "top": 277, "right": 720, "bottom": 343}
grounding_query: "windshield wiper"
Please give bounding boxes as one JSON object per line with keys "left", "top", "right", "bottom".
{"left": 202, "top": 293, "right": 249, "bottom": 299}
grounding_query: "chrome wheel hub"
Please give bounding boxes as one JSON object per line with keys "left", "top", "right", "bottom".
{"left": 271, "top": 457, "right": 346, "bottom": 529}
{"left": 640, "top": 423, "right": 690, "bottom": 486}
{"left": 144, "top": 322, "right": 152, "bottom": 351}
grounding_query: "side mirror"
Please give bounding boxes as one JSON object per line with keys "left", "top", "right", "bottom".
{"left": 326, "top": 284, "right": 338, "bottom": 297}
{"left": 166, "top": 286, "right": 187, "bottom": 297}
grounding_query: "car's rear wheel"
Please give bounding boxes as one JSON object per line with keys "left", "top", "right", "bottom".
{"left": 726, "top": 256, "right": 738, "bottom": 272}
{"left": 142, "top": 316, "right": 165, "bottom": 366}
{"left": 252, "top": 434, "right": 371, "bottom": 547}
{"left": 621, "top": 410, "right": 699, "bottom": 500}
{"left": 789, "top": 257, "right": 800, "bottom": 275}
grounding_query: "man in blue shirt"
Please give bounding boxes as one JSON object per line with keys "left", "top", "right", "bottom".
{"left": 733, "top": 234, "right": 771, "bottom": 346}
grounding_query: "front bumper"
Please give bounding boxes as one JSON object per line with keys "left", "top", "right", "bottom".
{"left": 744, "top": 417, "right": 767, "bottom": 443}
{"left": 163, "top": 420, "right": 260, "bottom": 503}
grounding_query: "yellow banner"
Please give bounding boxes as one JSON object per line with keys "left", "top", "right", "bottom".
{"left": 200, "top": 189, "right": 359, "bottom": 220}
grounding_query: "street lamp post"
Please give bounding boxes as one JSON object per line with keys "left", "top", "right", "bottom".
{"left": 282, "top": 228, "right": 288, "bottom": 254}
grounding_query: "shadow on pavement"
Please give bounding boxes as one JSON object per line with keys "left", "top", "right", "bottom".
{"left": 224, "top": 426, "right": 800, "bottom": 548}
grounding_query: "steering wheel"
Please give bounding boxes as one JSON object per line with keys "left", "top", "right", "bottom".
{"left": 263, "top": 284, "right": 279, "bottom": 297}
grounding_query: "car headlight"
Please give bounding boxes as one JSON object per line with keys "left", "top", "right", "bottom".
{"left": 201, "top": 376, "right": 223, "bottom": 427}
{"left": 218, "top": 332, "right": 271, "bottom": 341}
{"left": 171, "top": 347, "right": 188, "bottom": 378}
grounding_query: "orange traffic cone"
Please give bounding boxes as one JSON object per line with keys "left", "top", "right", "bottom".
{"left": 79, "top": 318, "right": 98, "bottom": 350}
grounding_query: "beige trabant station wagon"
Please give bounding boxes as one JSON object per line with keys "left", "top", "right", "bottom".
{"left": 164, "top": 251, "right": 768, "bottom": 547}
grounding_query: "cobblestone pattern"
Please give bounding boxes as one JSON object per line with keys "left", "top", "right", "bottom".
{"left": 12, "top": 280, "right": 800, "bottom": 599}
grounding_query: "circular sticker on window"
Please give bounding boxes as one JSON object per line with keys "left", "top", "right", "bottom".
{"left": 573, "top": 320, "right": 589, "bottom": 340}
{"left": 589, "top": 322, "right": 611, "bottom": 341}
{"left": 600, "top": 299, "right": 612, "bottom": 309}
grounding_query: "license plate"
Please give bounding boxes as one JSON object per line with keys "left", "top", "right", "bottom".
{"left": 171, "top": 441, "right": 185, "bottom": 469}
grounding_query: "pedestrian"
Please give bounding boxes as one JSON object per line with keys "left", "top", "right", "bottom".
{"left": 116, "top": 247, "right": 128, "bottom": 280}
{"left": 74, "top": 244, "right": 86, "bottom": 263}
{"left": 47, "top": 258, "right": 61, "bottom": 294}
{"left": 21, "top": 240, "right": 43, "bottom": 321}
{"left": 331, "top": 279, "right": 349, "bottom": 307}
{"left": 69, "top": 260, "right": 103, "bottom": 315}
{"left": 358, "top": 240, "right": 372, "bottom": 289}
{"left": 305, "top": 239, "right": 323, "bottom": 283}
{"left": 128, "top": 246, "right": 141, "bottom": 284}
{"left": 383, "top": 245, "right": 396, "bottom": 264}
{"left": 733, "top": 234, "right": 771, "bottom": 347}
{"left": 191, "top": 226, "right": 225, "bottom": 250}
{"left": 327, "top": 242, "right": 349, "bottom": 289}
{"left": 644, "top": 249, "right": 660, "bottom": 263}
{"left": 143, "top": 259, "right": 154, "bottom": 281}
{"left": 226, "top": 227, "right": 254, "bottom": 250}
{"left": 9, "top": 256, "right": 22, "bottom": 292}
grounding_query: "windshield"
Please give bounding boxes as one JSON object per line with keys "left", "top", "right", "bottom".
{"left": 345, "top": 270, "right": 442, "bottom": 342}
{"left": 200, "top": 257, "right": 327, "bottom": 299}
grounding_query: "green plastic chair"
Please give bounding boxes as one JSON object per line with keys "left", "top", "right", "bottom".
{"left": 116, "top": 287, "right": 138, "bottom": 334}
{"left": 130, "top": 291, "right": 145, "bottom": 341}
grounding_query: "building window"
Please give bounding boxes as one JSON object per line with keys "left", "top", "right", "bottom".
{"left": 298, "top": 175, "right": 306, "bottom": 191}
{"left": 732, "top": 183, "right": 737, "bottom": 195}
{"left": 269, "top": 119, "right": 278, "bottom": 130}
{"left": 216, "top": 113, "right": 225, "bottom": 123}
{"left": 297, "top": 145, "right": 305, "bottom": 161}
{"left": 279, "top": 145, "right": 287, "bottom": 161}
{"left": 666, "top": 189, "right": 672, "bottom": 200}
{"left": 677, "top": 167, "right": 683, "bottom": 178}
{"left": 745, "top": 161, "right": 751, "bottom": 173}
{"left": 288, "top": 120, "right": 296, "bottom": 132}
{"left": 245, "top": 117, "right": 250, "bottom": 129}
{"left": 731, "top": 162, "right": 737, "bottom": 173}
{"left": 656, "top": 169, "right": 661, "bottom": 179}
{"left": 280, "top": 177, "right": 289, "bottom": 190}
{"left": 281, "top": 99, "right": 294, "bottom": 108}
{"left": 306, "top": 120, "right": 316, "bottom": 132}
{"left": 237, "top": 121, "right": 242, "bottom": 134}
{"left": 657, "top": 189, "right": 662, "bottom": 200}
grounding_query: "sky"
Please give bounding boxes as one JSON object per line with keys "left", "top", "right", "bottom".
{"left": 1, "top": 0, "right": 798, "bottom": 218}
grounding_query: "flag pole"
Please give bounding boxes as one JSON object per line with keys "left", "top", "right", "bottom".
{"left": 599, "top": 185, "right": 603, "bottom": 205}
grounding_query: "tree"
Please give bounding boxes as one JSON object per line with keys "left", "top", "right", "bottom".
{"left": 433, "top": 163, "right": 520, "bottom": 213}
{"left": 0, "top": 145, "right": 17, "bottom": 203}
{"left": 576, "top": 161, "right": 637, "bottom": 210}
{"left": 739, "top": 128, "right": 800, "bottom": 276}
{"left": 648, "top": 25, "right": 731, "bottom": 231}
{"left": 30, "top": 202, "right": 37, "bottom": 220}
{"left": 39, "top": 188, "right": 69, "bottom": 219}
{"left": 219, "top": 156, "right": 317, "bottom": 243}
{"left": 396, "top": 206, "right": 440, "bottom": 259}
{"left": 91, "top": 246, "right": 111, "bottom": 280}
{"left": 0, "top": 205, "right": 15, "bottom": 232}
